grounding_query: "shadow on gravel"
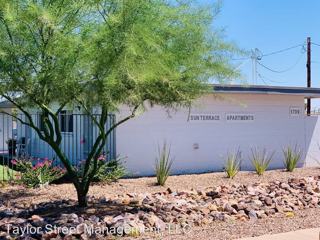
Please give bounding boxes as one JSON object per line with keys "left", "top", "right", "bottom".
{"left": 0, "top": 188, "right": 40, "bottom": 202}
{"left": 2, "top": 197, "right": 149, "bottom": 220}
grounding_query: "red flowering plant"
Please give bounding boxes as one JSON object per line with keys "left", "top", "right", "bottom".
{"left": 11, "top": 157, "right": 66, "bottom": 188}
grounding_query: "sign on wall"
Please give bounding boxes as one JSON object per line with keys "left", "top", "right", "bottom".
{"left": 289, "top": 107, "right": 301, "bottom": 116}
{"left": 189, "top": 114, "right": 221, "bottom": 122}
{"left": 226, "top": 113, "right": 255, "bottom": 122}
{"left": 189, "top": 113, "right": 255, "bottom": 122}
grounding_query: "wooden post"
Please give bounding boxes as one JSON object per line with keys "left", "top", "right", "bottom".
{"left": 307, "top": 37, "right": 311, "bottom": 115}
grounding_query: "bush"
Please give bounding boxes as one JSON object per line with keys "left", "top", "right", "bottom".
{"left": 155, "top": 143, "right": 173, "bottom": 186}
{"left": 283, "top": 145, "right": 302, "bottom": 172}
{"left": 224, "top": 150, "right": 241, "bottom": 179}
{"left": 12, "top": 158, "right": 65, "bottom": 188}
{"left": 250, "top": 148, "right": 274, "bottom": 176}
{"left": 94, "top": 156, "right": 126, "bottom": 183}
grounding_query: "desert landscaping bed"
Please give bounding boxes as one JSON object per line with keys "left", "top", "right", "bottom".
{"left": 1, "top": 167, "right": 320, "bottom": 239}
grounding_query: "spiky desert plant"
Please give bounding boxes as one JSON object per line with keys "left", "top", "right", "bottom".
{"left": 224, "top": 149, "right": 241, "bottom": 179}
{"left": 283, "top": 145, "right": 302, "bottom": 172}
{"left": 250, "top": 148, "right": 274, "bottom": 176}
{"left": 155, "top": 143, "right": 173, "bottom": 186}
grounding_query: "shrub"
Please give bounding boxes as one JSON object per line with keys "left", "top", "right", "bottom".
{"left": 155, "top": 143, "right": 173, "bottom": 186}
{"left": 94, "top": 156, "right": 126, "bottom": 183}
{"left": 12, "top": 158, "right": 65, "bottom": 188}
{"left": 283, "top": 145, "right": 302, "bottom": 172}
{"left": 0, "top": 165, "right": 18, "bottom": 182}
{"left": 224, "top": 150, "right": 241, "bottom": 179}
{"left": 250, "top": 148, "right": 274, "bottom": 176}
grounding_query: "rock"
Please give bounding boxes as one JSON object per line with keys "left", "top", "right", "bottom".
{"left": 199, "top": 207, "right": 210, "bottom": 215}
{"left": 122, "top": 198, "right": 131, "bottom": 205}
{"left": 223, "top": 203, "right": 237, "bottom": 214}
{"left": 252, "top": 200, "right": 263, "bottom": 208}
{"left": 264, "top": 197, "right": 273, "bottom": 206}
{"left": 207, "top": 204, "right": 218, "bottom": 212}
{"left": 130, "top": 197, "right": 143, "bottom": 206}
{"left": 211, "top": 212, "right": 226, "bottom": 221}
{"left": 88, "top": 215, "right": 99, "bottom": 223}
{"left": 103, "top": 216, "right": 113, "bottom": 225}
{"left": 0, "top": 232, "right": 10, "bottom": 240}
{"left": 30, "top": 215, "right": 45, "bottom": 227}
{"left": 3, "top": 176, "right": 320, "bottom": 239}
{"left": 248, "top": 210, "right": 258, "bottom": 220}
{"left": 206, "top": 190, "right": 220, "bottom": 198}
{"left": 280, "top": 182, "right": 290, "bottom": 190}
{"left": 167, "top": 188, "right": 173, "bottom": 194}
{"left": 174, "top": 199, "right": 188, "bottom": 207}
{"left": 144, "top": 214, "right": 166, "bottom": 230}
{"left": 256, "top": 210, "right": 266, "bottom": 218}
{"left": 98, "top": 197, "right": 109, "bottom": 204}
{"left": 247, "top": 186, "right": 256, "bottom": 195}
{"left": 85, "top": 208, "right": 96, "bottom": 214}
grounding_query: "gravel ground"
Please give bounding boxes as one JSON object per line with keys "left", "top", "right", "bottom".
{"left": 147, "top": 208, "right": 320, "bottom": 240}
{"left": 2, "top": 167, "right": 320, "bottom": 205}
{"left": 1, "top": 167, "right": 320, "bottom": 239}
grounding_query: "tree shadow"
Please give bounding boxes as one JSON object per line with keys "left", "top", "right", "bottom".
{"left": 1, "top": 194, "right": 153, "bottom": 220}
{"left": 0, "top": 188, "right": 40, "bottom": 202}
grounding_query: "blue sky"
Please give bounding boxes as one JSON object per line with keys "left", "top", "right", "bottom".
{"left": 208, "top": 0, "right": 320, "bottom": 90}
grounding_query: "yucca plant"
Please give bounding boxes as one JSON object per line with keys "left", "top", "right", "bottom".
{"left": 155, "top": 142, "right": 174, "bottom": 186}
{"left": 250, "top": 148, "right": 274, "bottom": 176}
{"left": 224, "top": 150, "right": 241, "bottom": 179}
{"left": 283, "top": 145, "right": 302, "bottom": 172}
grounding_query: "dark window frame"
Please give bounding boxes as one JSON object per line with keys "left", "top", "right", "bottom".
{"left": 60, "top": 110, "right": 73, "bottom": 133}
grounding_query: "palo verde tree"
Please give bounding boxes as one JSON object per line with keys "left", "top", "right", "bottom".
{"left": 0, "top": 0, "right": 239, "bottom": 206}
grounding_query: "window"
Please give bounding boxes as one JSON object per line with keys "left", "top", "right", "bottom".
{"left": 38, "top": 113, "right": 46, "bottom": 132}
{"left": 60, "top": 110, "right": 73, "bottom": 133}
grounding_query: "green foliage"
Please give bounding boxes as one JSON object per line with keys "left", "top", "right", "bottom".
{"left": 0, "top": 0, "right": 240, "bottom": 206}
{"left": 155, "top": 143, "right": 173, "bottom": 186}
{"left": 224, "top": 150, "right": 241, "bottom": 179}
{"left": 94, "top": 157, "right": 126, "bottom": 183}
{"left": 283, "top": 145, "right": 302, "bottom": 172}
{"left": 0, "top": 0, "right": 239, "bottom": 109}
{"left": 12, "top": 158, "right": 65, "bottom": 188}
{"left": 250, "top": 148, "right": 274, "bottom": 176}
{"left": 0, "top": 165, "right": 18, "bottom": 181}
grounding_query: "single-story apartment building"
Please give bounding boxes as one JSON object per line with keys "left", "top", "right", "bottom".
{"left": 117, "top": 84, "right": 320, "bottom": 175}
{"left": 1, "top": 84, "right": 320, "bottom": 176}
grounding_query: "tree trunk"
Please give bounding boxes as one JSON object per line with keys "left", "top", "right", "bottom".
{"left": 76, "top": 186, "right": 88, "bottom": 207}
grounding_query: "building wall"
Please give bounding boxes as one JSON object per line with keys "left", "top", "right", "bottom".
{"left": 0, "top": 109, "right": 13, "bottom": 151}
{"left": 305, "top": 115, "right": 320, "bottom": 166}
{"left": 117, "top": 93, "right": 309, "bottom": 176}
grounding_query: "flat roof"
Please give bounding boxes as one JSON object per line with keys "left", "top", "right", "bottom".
{"left": 212, "top": 84, "right": 320, "bottom": 98}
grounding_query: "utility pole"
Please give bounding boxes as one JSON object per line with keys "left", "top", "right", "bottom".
{"left": 307, "top": 37, "right": 311, "bottom": 115}
{"left": 251, "top": 48, "right": 261, "bottom": 84}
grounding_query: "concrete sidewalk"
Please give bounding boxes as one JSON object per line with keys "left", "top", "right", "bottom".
{"left": 239, "top": 228, "right": 320, "bottom": 240}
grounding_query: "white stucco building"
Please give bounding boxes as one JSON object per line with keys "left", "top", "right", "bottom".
{"left": 117, "top": 85, "right": 320, "bottom": 176}
{"left": 1, "top": 84, "right": 320, "bottom": 176}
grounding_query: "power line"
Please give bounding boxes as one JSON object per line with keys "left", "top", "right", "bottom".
{"left": 261, "top": 43, "right": 305, "bottom": 57}
{"left": 257, "top": 50, "right": 304, "bottom": 73}
{"left": 231, "top": 42, "right": 305, "bottom": 61}
{"left": 257, "top": 71, "right": 287, "bottom": 84}
{"left": 312, "top": 42, "right": 320, "bottom": 47}
{"left": 257, "top": 72, "right": 269, "bottom": 86}
{"left": 231, "top": 56, "right": 251, "bottom": 61}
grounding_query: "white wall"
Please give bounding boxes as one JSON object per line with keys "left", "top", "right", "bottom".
{"left": 305, "top": 115, "right": 320, "bottom": 167}
{"left": 117, "top": 93, "right": 309, "bottom": 176}
{"left": 0, "top": 110, "right": 13, "bottom": 151}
